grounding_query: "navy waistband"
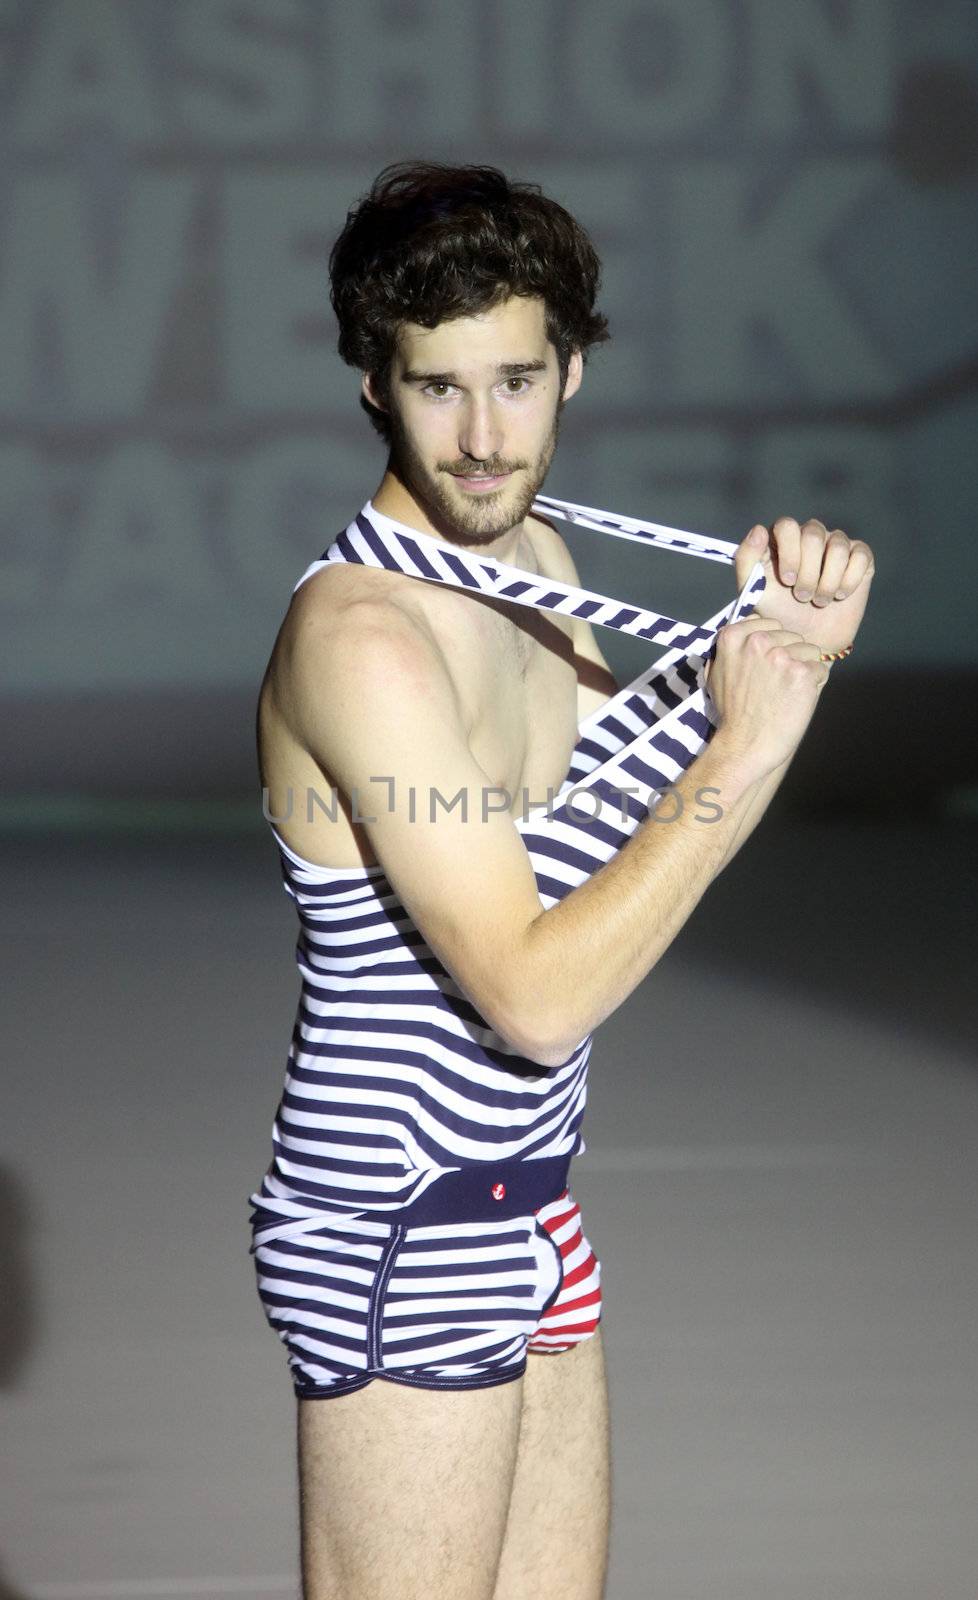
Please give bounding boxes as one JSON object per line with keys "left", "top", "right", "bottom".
{"left": 251, "top": 1152, "right": 573, "bottom": 1237}
{"left": 391, "top": 1152, "right": 573, "bottom": 1227}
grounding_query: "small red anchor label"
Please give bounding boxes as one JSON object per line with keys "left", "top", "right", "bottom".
{"left": 491, "top": 1182, "right": 506, "bottom": 1201}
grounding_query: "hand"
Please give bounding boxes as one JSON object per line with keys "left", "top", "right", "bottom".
{"left": 705, "top": 615, "right": 830, "bottom": 779}
{"left": 734, "top": 517, "right": 875, "bottom": 655}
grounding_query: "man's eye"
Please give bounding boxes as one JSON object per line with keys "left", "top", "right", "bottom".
{"left": 421, "top": 378, "right": 530, "bottom": 398}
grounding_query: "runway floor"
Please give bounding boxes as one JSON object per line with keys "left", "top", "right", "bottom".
{"left": 1, "top": 814, "right": 975, "bottom": 1599}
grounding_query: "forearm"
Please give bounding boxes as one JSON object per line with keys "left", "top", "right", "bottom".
{"left": 513, "top": 734, "right": 768, "bottom": 1063}
{"left": 707, "top": 649, "right": 847, "bottom": 875}
{"left": 708, "top": 750, "right": 794, "bottom": 877}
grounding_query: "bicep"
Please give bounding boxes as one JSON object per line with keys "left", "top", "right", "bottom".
{"left": 290, "top": 605, "right": 547, "bottom": 1050}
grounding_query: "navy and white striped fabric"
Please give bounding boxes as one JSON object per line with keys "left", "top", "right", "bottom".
{"left": 248, "top": 496, "right": 764, "bottom": 1245}
{"left": 252, "top": 1188, "right": 602, "bottom": 1396}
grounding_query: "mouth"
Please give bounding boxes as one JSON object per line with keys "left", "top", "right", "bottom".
{"left": 450, "top": 471, "right": 512, "bottom": 492}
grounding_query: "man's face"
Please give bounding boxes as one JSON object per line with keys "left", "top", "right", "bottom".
{"left": 363, "top": 294, "right": 582, "bottom": 545}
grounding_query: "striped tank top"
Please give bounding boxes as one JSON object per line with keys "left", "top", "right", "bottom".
{"left": 248, "top": 495, "right": 764, "bottom": 1242}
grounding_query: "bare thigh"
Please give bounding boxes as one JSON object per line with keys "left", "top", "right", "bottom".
{"left": 493, "top": 1327, "right": 611, "bottom": 1600}
{"left": 297, "top": 1373, "right": 525, "bottom": 1600}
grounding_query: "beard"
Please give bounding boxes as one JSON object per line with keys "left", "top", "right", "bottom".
{"left": 386, "top": 399, "right": 564, "bottom": 549}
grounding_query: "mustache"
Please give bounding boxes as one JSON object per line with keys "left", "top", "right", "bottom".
{"left": 441, "top": 463, "right": 525, "bottom": 476}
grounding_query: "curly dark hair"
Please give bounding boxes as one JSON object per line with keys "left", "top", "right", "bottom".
{"left": 329, "top": 160, "right": 611, "bottom": 444}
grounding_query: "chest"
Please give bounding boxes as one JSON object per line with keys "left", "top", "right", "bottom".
{"left": 442, "top": 592, "right": 580, "bottom": 800}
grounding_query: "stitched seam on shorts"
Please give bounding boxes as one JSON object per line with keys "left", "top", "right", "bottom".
{"left": 373, "top": 1366, "right": 526, "bottom": 1391}
{"left": 367, "top": 1227, "right": 405, "bottom": 1370}
{"left": 533, "top": 1219, "right": 566, "bottom": 1318}
{"left": 295, "top": 1374, "right": 374, "bottom": 1400}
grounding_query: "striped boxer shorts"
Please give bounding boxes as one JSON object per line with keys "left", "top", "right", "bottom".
{"left": 249, "top": 1154, "right": 603, "bottom": 1398}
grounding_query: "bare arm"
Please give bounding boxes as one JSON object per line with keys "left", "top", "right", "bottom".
{"left": 286, "top": 589, "right": 811, "bottom": 1069}
{"left": 535, "top": 521, "right": 791, "bottom": 885}
{"left": 517, "top": 737, "right": 770, "bottom": 1061}
{"left": 506, "top": 516, "right": 870, "bottom": 1057}
{"left": 702, "top": 652, "right": 842, "bottom": 879}
{"left": 708, "top": 752, "right": 794, "bottom": 875}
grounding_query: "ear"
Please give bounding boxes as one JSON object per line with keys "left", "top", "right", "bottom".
{"left": 561, "top": 349, "right": 583, "bottom": 402}
{"left": 361, "top": 371, "right": 388, "bottom": 413}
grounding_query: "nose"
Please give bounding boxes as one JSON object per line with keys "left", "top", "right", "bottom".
{"left": 457, "top": 393, "right": 504, "bottom": 465}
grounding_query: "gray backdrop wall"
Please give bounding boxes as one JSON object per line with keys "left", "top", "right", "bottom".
{"left": 2, "top": 0, "right": 976, "bottom": 802}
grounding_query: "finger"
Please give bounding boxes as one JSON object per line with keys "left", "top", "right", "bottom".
{"left": 793, "top": 519, "right": 829, "bottom": 600}
{"left": 781, "top": 640, "right": 825, "bottom": 661}
{"left": 759, "top": 636, "right": 821, "bottom": 661}
{"left": 732, "top": 623, "right": 808, "bottom": 656}
{"left": 832, "top": 541, "right": 876, "bottom": 600}
{"left": 733, "top": 524, "right": 771, "bottom": 588}
{"left": 770, "top": 516, "right": 801, "bottom": 583}
{"left": 749, "top": 628, "right": 809, "bottom": 647}
{"left": 728, "top": 615, "right": 789, "bottom": 637}
{"left": 811, "top": 531, "right": 852, "bottom": 606}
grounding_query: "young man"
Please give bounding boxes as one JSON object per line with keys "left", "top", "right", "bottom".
{"left": 253, "top": 162, "right": 875, "bottom": 1600}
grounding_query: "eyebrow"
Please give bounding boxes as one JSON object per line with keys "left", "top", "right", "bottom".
{"left": 400, "top": 359, "right": 549, "bottom": 385}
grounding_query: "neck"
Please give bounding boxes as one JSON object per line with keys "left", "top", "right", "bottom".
{"left": 369, "top": 470, "right": 532, "bottom": 567}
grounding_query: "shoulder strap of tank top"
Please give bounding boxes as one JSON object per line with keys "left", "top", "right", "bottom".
{"left": 531, "top": 492, "right": 740, "bottom": 565}
{"left": 302, "top": 497, "right": 765, "bottom": 650}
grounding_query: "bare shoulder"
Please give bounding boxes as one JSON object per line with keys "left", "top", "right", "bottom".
{"left": 284, "top": 560, "right": 439, "bottom": 656}
{"left": 276, "top": 561, "right": 459, "bottom": 724}
{"left": 526, "top": 512, "right": 582, "bottom": 585}
{"left": 289, "top": 557, "right": 420, "bottom": 629}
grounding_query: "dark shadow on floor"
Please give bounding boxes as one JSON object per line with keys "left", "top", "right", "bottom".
{"left": 0, "top": 1167, "right": 36, "bottom": 1390}
{"left": 1, "top": 807, "right": 973, "bottom": 1066}
{"left": 0, "top": 1563, "right": 34, "bottom": 1600}
{"left": 673, "top": 813, "right": 977, "bottom": 1062}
